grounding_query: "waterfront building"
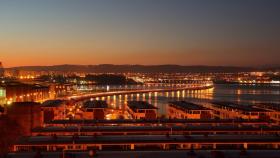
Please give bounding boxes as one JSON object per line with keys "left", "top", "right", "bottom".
{"left": 167, "top": 101, "right": 212, "bottom": 119}
{"left": 49, "top": 83, "right": 74, "bottom": 99}
{"left": 126, "top": 101, "right": 157, "bottom": 119}
{"left": 208, "top": 102, "right": 268, "bottom": 120}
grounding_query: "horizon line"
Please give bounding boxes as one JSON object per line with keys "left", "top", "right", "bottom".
{"left": 3, "top": 64, "right": 280, "bottom": 69}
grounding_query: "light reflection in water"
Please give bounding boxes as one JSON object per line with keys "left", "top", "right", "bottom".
{"left": 99, "top": 89, "right": 214, "bottom": 115}
{"left": 89, "top": 85, "right": 280, "bottom": 116}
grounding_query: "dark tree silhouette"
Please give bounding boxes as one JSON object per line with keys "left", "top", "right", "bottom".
{"left": 85, "top": 74, "right": 137, "bottom": 85}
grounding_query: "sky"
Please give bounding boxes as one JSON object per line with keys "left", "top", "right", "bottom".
{"left": 0, "top": 0, "right": 280, "bottom": 67}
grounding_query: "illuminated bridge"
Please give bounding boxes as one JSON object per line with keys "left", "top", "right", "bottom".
{"left": 69, "top": 83, "right": 213, "bottom": 102}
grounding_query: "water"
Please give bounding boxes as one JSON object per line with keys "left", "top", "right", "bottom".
{"left": 88, "top": 84, "right": 280, "bottom": 116}
{"left": 212, "top": 84, "right": 280, "bottom": 104}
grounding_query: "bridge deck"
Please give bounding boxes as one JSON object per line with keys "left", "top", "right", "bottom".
{"left": 69, "top": 85, "right": 213, "bottom": 101}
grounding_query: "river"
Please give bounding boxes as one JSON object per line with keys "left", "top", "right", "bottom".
{"left": 88, "top": 84, "right": 279, "bottom": 116}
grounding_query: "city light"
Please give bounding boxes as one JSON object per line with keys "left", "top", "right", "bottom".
{"left": 0, "top": 1, "right": 279, "bottom": 157}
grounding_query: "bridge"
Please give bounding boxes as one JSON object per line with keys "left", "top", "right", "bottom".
{"left": 68, "top": 83, "right": 213, "bottom": 102}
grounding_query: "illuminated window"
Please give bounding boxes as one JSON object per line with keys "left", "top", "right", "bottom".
{"left": 0, "top": 88, "right": 6, "bottom": 97}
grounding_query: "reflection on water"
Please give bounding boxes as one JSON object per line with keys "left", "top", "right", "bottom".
{"left": 212, "top": 84, "right": 280, "bottom": 104}
{"left": 86, "top": 84, "right": 279, "bottom": 116}
{"left": 88, "top": 88, "right": 214, "bottom": 116}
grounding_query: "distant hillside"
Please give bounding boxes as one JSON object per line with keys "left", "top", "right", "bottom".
{"left": 5, "top": 64, "right": 279, "bottom": 73}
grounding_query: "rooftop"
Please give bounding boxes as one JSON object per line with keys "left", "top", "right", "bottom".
{"left": 169, "top": 101, "right": 209, "bottom": 111}
{"left": 83, "top": 100, "right": 108, "bottom": 109}
{"left": 127, "top": 101, "right": 157, "bottom": 111}
{"left": 42, "top": 100, "right": 66, "bottom": 108}
{"left": 211, "top": 102, "right": 267, "bottom": 112}
{"left": 10, "top": 102, "right": 41, "bottom": 106}
{"left": 1, "top": 81, "right": 49, "bottom": 89}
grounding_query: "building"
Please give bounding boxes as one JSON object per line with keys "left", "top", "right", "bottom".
{"left": 2, "top": 81, "right": 50, "bottom": 103}
{"left": 49, "top": 83, "right": 74, "bottom": 99}
{"left": 167, "top": 101, "right": 211, "bottom": 119}
{"left": 5, "top": 102, "right": 42, "bottom": 136}
{"left": 126, "top": 101, "right": 157, "bottom": 119}
{"left": 41, "top": 100, "right": 67, "bottom": 123}
{"left": 12, "top": 134, "right": 280, "bottom": 152}
{"left": 32, "top": 124, "right": 280, "bottom": 136}
{"left": 254, "top": 103, "right": 280, "bottom": 125}
{"left": 45, "top": 119, "right": 270, "bottom": 127}
{"left": 82, "top": 100, "right": 108, "bottom": 120}
{"left": 7, "top": 150, "right": 280, "bottom": 158}
{"left": 208, "top": 102, "right": 268, "bottom": 120}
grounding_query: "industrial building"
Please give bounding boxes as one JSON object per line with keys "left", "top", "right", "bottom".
{"left": 41, "top": 99, "right": 68, "bottom": 123}
{"left": 126, "top": 101, "right": 157, "bottom": 119}
{"left": 167, "top": 101, "right": 212, "bottom": 119}
{"left": 207, "top": 102, "right": 269, "bottom": 120}
{"left": 82, "top": 100, "right": 108, "bottom": 120}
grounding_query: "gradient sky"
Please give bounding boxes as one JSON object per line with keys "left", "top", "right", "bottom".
{"left": 1, "top": 0, "right": 280, "bottom": 67}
